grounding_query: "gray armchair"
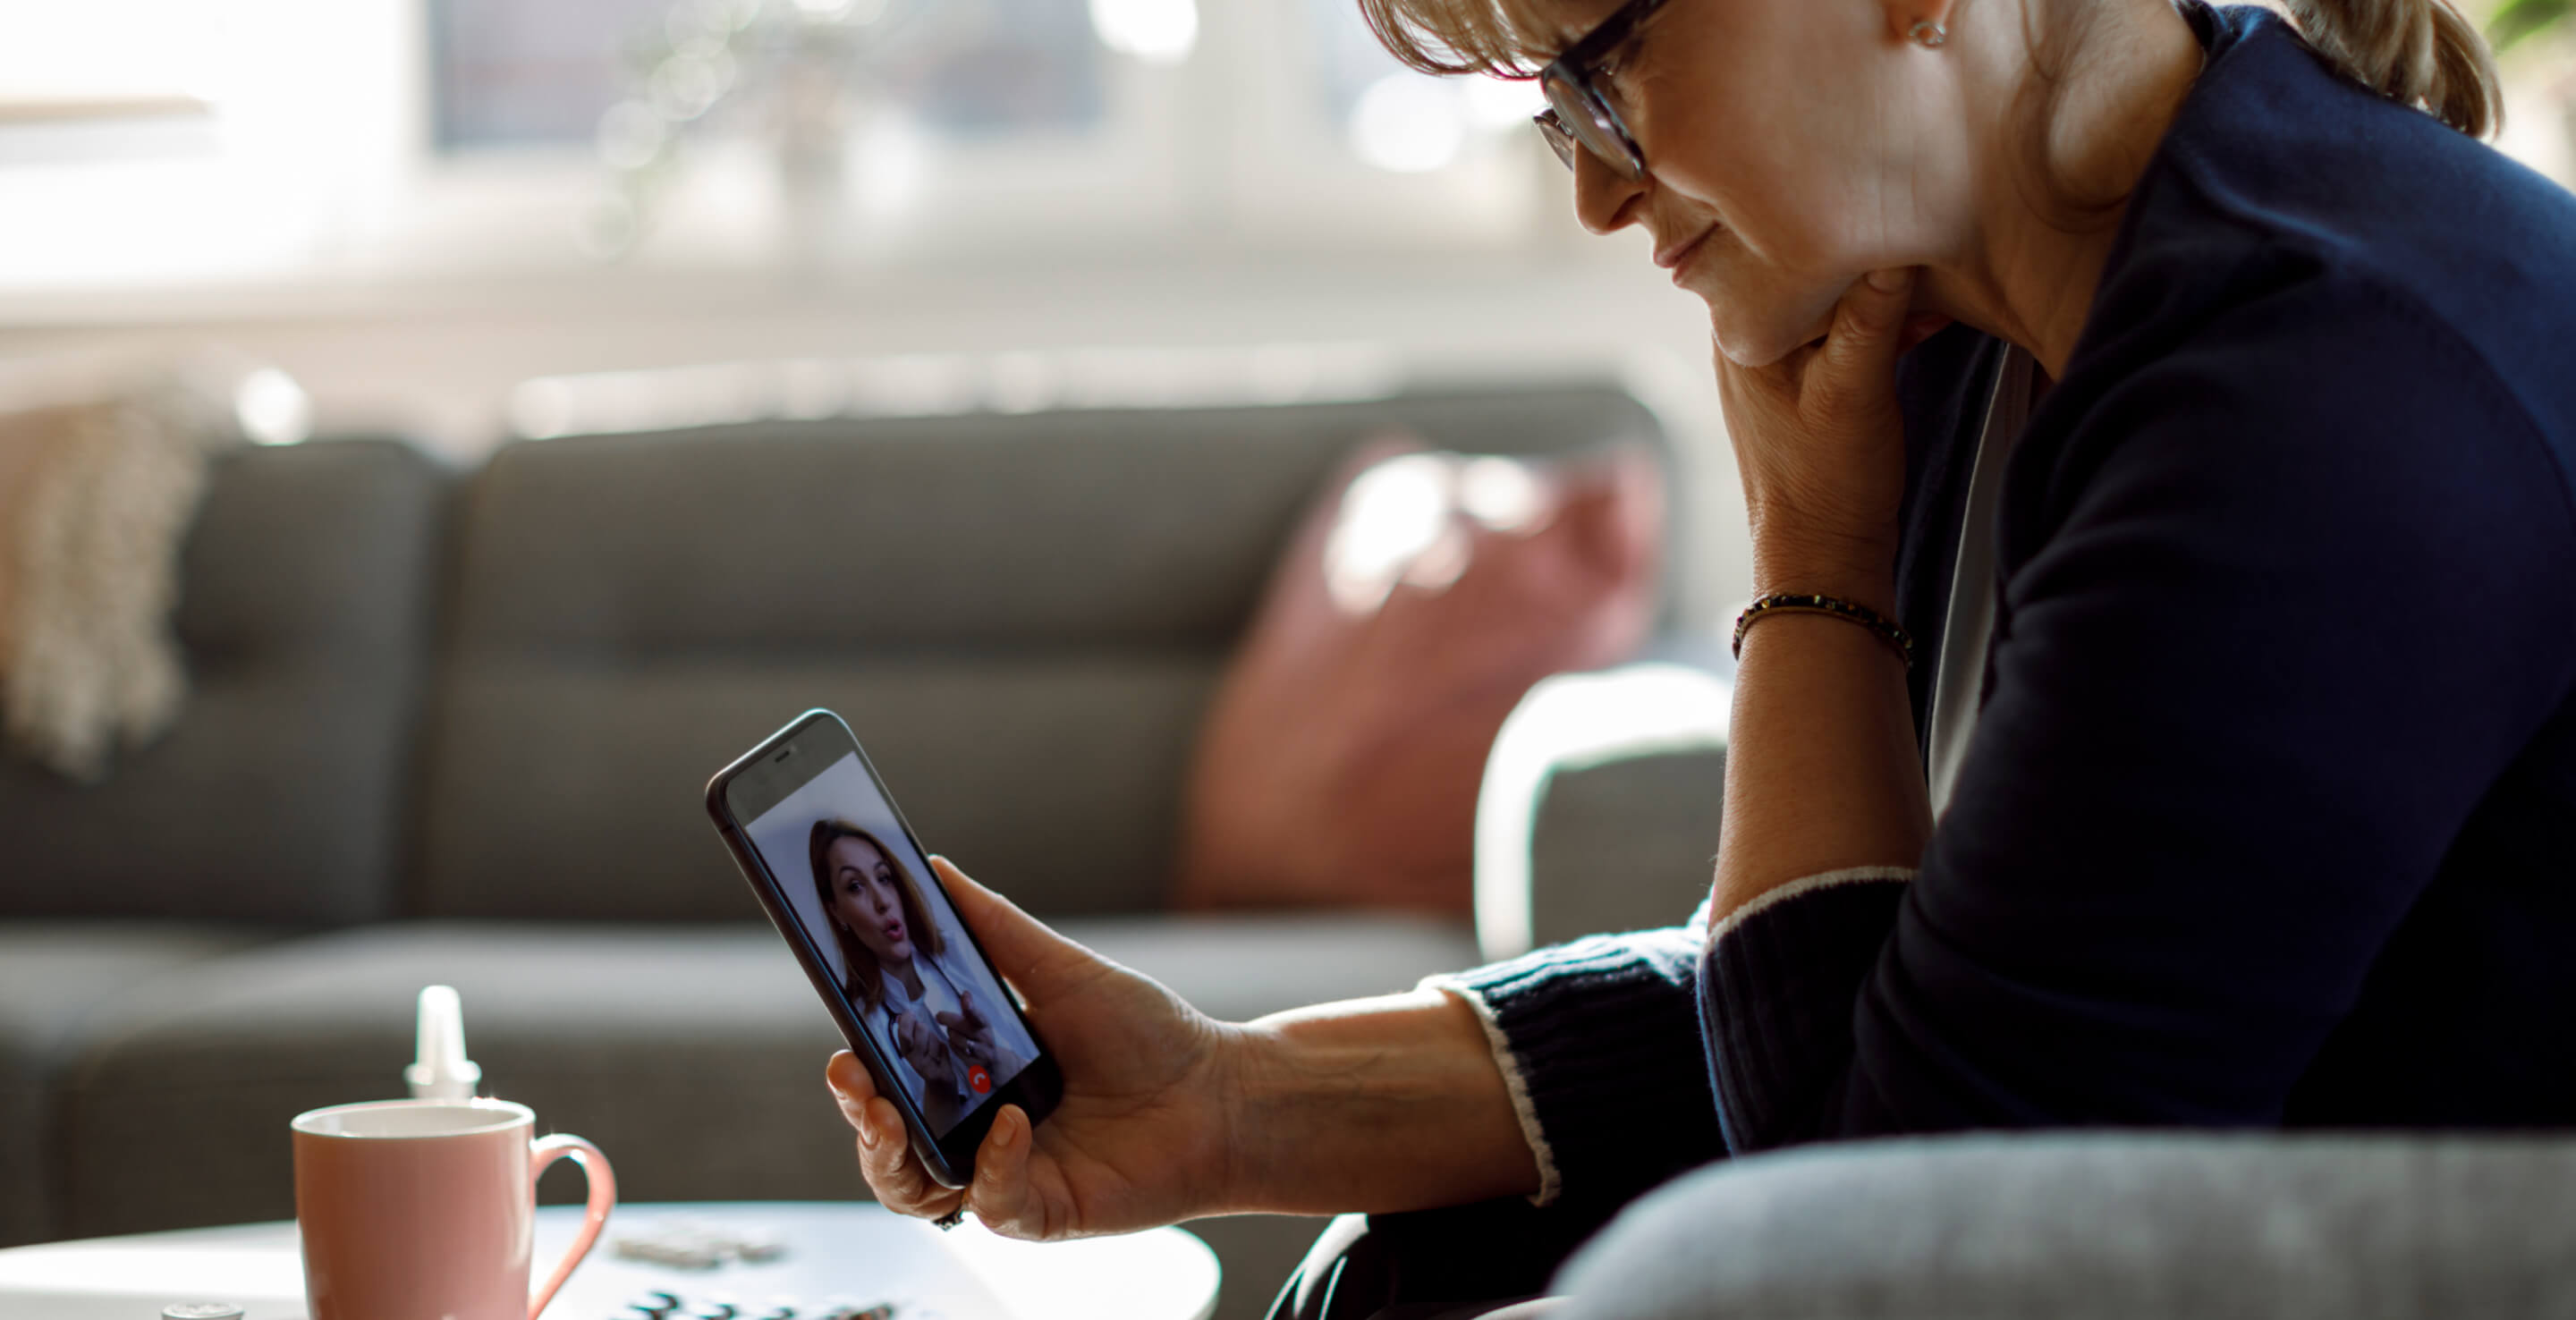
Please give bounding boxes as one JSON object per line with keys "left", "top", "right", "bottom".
{"left": 1474, "top": 647, "right": 1732, "bottom": 963}
{"left": 1559, "top": 1133, "right": 2576, "bottom": 1319}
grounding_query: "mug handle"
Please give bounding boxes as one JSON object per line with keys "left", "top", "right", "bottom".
{"left": 528, "top": 1133, "right": 617, "bottom": 1319}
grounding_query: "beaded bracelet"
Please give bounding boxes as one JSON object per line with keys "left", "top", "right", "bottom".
{"left": 1732, "top": 593, "right": 1915, "bottom": 667}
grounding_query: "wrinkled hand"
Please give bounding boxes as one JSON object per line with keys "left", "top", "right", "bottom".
{"left": 826, "top": 857, "right": 1240, "bottom": 1240}
{"left": 1717, "top": 268, "right": 1929, "bottom": 606}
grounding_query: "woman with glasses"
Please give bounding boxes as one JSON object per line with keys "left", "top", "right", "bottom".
{"left": 826, "top": 0, "right": 2576, "bottom": 1313}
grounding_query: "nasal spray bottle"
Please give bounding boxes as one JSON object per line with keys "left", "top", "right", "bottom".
{"left": 403, "top": 984, "right": 482, "bottom": 1101}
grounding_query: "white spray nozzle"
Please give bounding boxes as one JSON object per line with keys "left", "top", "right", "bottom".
{"left": 404, "top": 984, "right": 482, "bottom": 1102}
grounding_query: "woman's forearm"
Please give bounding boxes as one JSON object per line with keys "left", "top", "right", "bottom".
{"left": 1702, "top": 267, "right": 1936, "bottom": 924}
{"left": 1711, "top": 579, "right": 1932, "bottom": 922}
{"left": 1198, "top": 605, "right": 1923, "bottom": 1220}
{"left": 1217, "top": 987, "right": 1538, "bottom": 1215}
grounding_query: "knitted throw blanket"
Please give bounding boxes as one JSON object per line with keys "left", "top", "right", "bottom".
{"left": 0, "top": 377, "right": 241, "bottom": 782}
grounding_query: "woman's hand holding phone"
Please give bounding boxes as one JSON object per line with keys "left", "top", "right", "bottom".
{"left": 827, "top": 857, "right": 1241, "bottom": 1240}
{"left": 829, "top": 856, "right": 1546, "bottom": 1239}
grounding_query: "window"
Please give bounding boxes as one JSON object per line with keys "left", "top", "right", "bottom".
{"left": 1307, "top": 0, "right": 1542, "bottom": 174}
{"left": 0, "top": 0, "right": 220, "bottom": 165}
{"left": 0, "top": 0, "right": 1567, "bottom": 286}
{"left": 895, "top": 0, "right": 1105, "bottom": 134}
{"left": 421, "top": 0, "right": 1549, "bottom": 262}
{"left": 429, "top": 0, "right": 1108, "bottom": 150}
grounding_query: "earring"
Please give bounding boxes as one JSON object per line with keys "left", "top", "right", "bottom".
{"left": 1909, "top": 18, "right": 1947, "bottom": 47}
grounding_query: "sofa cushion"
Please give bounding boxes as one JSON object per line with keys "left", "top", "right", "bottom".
{"left": 436, "top": 392, "right": 1667, "bottom": 656}
{"left": 419, "top": 656, "right": 1219, "bottom": 923}
{"left": 55, "top": 915, "right": 1477, "bottom": 1239}
{"left": 414, "top": 388, "right": 1670, "bottom": 922}
{"left": 0, "top": 438, "right": 448, "bottom": 925}
{"left": 0, "top": 922, "right": 273, "bottom": 1246}
{"left": 1557, "top": 1133, "right": 2576, "bottom": 1320}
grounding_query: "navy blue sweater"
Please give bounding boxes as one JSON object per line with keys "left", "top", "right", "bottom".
{"left": 1439, "top": 1, "right": 2576, "bottom": 1219}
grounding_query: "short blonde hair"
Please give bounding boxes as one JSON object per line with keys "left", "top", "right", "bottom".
{"left": 2281, "top": 0, "right": 2498, "bottom": 138}
{"left": 1357, "top": 0, "right": 2498, "bottom": 136}
{"left": 1357, "top": 0, "right": 1556, "bottom": 78}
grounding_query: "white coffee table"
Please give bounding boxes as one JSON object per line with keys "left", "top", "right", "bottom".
{"left": 0, "top": 1201, "right": 1220, "bottom": 1320}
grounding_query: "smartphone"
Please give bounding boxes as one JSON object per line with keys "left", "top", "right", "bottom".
{"left": 706, "top": 709, "right": 1063, "bottom": 1188}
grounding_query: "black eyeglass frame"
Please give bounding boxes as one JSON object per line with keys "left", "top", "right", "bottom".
{"left": 1531, "top": 0, "right": 1673, "bottom": 181}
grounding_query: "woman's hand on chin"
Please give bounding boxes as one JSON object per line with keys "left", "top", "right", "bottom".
{"left": 826, "top": 857, "right": 1246, "bottom": 1240}
{"left": 1720, "top": 267, "right": 1921, "bottom": 611}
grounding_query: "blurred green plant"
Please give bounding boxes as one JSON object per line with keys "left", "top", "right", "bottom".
{"left": 2490, "top": 0, "right": 2572, "bottom": 53}
{"left": 584, "top": 0, "right": 904, "bottom": 260}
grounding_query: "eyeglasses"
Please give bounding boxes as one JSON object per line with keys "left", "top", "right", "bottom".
{"left": 1532, "top": 0, "right": 1672, "bottom": 182}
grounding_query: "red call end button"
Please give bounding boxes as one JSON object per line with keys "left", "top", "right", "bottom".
{"left": 968, "top": 1065, "right": 993, "bottom": 1095}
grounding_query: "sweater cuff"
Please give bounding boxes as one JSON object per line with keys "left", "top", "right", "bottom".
{"left": 1424, "top": 972, "right": 1560, "bottom": 1206}
{"left": 1701, "top": 867, "right": 1913, "bottom": 1154}
{"left": 1423, "top": 926, "right": 1724, "bottom": 1210}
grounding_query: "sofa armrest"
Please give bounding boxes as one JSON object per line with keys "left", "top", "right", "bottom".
{"left": 1474, "top": 640, "right": 1731, "bottom": 961}
{"left": 1556, "top": 1132, "right": 2576, "bottom": 1319}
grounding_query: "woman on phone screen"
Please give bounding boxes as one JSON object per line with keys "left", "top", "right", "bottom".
{"left": 809, "top": 819, "right": 1031, "bottom": 1129}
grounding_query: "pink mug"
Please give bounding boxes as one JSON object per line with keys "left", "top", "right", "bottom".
{"left": 291, "top": 1098, "right": 615, "bottom": 1320}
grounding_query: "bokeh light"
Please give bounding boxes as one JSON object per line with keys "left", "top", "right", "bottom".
{"left": 1348, "top": 74, "right": 1466, "bottom": 173}
{"left": 1088, "top": 0, "right": 1198, "bottom": 64}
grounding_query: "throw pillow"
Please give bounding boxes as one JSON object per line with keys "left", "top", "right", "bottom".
{"left": 1174, "top": 434, "right": 1664, "bottom": 914}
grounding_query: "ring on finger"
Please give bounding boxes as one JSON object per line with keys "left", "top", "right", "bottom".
{"left": 933, "top": 1206, "right": 966, "bottom": 1231}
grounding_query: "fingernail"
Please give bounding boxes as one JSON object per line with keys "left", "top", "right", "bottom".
{"left": 1867, "top": 267, "right": 1910, "bottom": 293}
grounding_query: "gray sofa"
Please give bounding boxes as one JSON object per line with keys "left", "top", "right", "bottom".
{"left": 0, "top": 383, "right": 1729, "bottom": 1320}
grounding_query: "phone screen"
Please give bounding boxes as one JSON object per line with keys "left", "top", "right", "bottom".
{"left": 736, "top": 749, "right": 1042, "bottom": 1138}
